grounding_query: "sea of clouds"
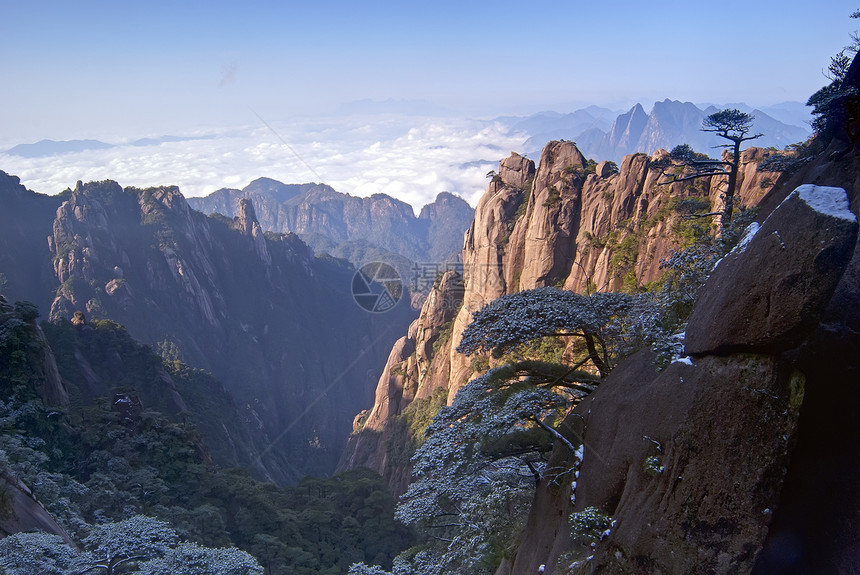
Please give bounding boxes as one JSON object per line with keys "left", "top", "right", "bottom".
{"left": 0, "top": 116, "right": 529, "bottom": 211}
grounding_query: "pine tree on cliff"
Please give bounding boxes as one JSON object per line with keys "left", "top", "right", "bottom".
{"left": 661, "top": 109, "right": 762, "bottom": 225}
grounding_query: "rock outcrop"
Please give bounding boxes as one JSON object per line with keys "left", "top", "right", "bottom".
{"left": 338, "top": 270, "right": 464, "bottom": 493}
{"left": 0, "top": 470, "right": 75, "bottom": 546}
{"left": 686, "top": 185, "right": 858, "bottom": 355}
{"left": 502, "top": 172, "right": 860, "bottom": 574}
{"left": 341, "top": 141, "right": 779, "bottom": 491}
{"left": 419, "top": 191, "right": 479, "bottom": 262}
{"left": 0, "top": 295, "right": 68, "bottom": 408}
{"left": 0, "top": 172, "right": 64, "bottom": 313}
{"left": 450, "top": 141, "right": 776, "bottom": 400}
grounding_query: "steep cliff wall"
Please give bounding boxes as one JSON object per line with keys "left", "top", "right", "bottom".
{"left": 0, "top": 173, "right": 63, "bottom": 313}
{"left": 338, "top": 271, "right": 464, "bottom": 494}
{"left": 341, "top": 141, "right": 778, "bottom": 490}
{"left": 504, "top": 174, "right": 859, "bottom": 575}
{"left": 0, "top": 295, "right": 68, "bottom": 409}
{"left": 1, "top": 178, "right": 413, "bottom": 483}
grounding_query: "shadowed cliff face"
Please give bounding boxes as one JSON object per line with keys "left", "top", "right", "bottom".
{"left": 340, "top": 141, "right": 779, "bottom": 492}
{"left": 1, "top": 177, "right": 414, "bottom": 483}
{"left": 0, "top": 295, "right": 68, "bottom": 410}
{"left": 0, "top": 173, "right": 64, "bottom": 313}
{"left": 0, "top": 294, "right": 75, "bottom": 544}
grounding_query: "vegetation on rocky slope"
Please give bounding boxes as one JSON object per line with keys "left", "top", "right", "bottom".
{"left": 0, "top": 296, "right": 412, "bottom": 574}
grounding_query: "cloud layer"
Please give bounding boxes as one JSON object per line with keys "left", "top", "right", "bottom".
{"left": 1, "top": 116, "right": 527, "bottom": 211}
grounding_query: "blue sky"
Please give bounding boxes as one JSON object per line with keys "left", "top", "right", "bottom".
{"left": 2, "top": 0, "right": 857, "bottom": 142}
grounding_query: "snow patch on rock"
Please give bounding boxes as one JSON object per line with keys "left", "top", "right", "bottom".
{"left": 733, "top": 222, "right": 760, "bottom": 255}
{"left": 795, "top": 184, "right": 856, "bottom": 222}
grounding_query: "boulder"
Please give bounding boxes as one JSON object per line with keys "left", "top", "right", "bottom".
{"left": 569, "top": 353, "right": 802, "bottom": 575}
{"left": 595, "top": 160, "right": 615, "bottom": 178}
{"left": 686, "top": 184, "right": 858, "bottom": 355}
{"left": 499, "top": 152, "right": 536, "bottom": 189}
{"left": 0, "top": 472, "right": 76, "bottom": 546}
{"left": 510, "top": 349, "right": 804, "bottom": 575}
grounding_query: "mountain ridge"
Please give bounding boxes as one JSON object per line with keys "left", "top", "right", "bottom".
{"left": 187, "top": 178, "right": 475, "bottom": 272}
{"left": 516, "top": 100, "right": 810, "bottom": 162}
{"left": 0, "top": 172, "right": 415, "bottom": 482}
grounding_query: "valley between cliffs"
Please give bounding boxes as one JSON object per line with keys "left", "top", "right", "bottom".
{"left": 0, "top": 174, "right": 416, "bottom": 483}
{"left": 1, "top": 79, "right": 857, "bottom": 575}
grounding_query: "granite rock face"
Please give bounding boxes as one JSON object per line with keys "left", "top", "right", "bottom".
{"left": 568, "top": 354, "right": 802, "bottom": 575}
{"left": 498, "top": 152, "right": 536, "bottom": 189}
{"left": 338, "top": 270, "right": 464, "bottom": 494}
{"left": 686, "top": 184, "right": 858, "bottom": 355}
{"left": 0, "top": 172, "right": 64, "bottom": 313}
{"left": 0, "top": 295, "right": 68, "bottom": 409}
{"left": 341, "top": 141, "right": 778, "bottom": 492}
{"left": 0, "top": 471, "right": 75, "bottom": 545}
{"left": 502, "top": 146, "right": 860, "bottom": 574}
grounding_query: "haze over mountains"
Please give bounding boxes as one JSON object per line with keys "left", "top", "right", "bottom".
{"left": 4, "top": 135, "right": 218, "bottom": 158}
{"left": 1, "top": 99, "right": 810, "bottom": 210}
{"left": 187, "top": 178, "right": 475, "bottom": 268}
{"left": 0, "top": 102, "right": 855, "bottom": 574}
{"left": 504, "top": 100, "right": 811, "bottom": 161}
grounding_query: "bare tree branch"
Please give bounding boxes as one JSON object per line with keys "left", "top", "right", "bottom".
{"left": 532, "top": 416, "right": 578, "bottom": 454}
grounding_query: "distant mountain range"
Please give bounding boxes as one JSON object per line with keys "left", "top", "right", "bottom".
{"left": 501, "top": 100, "right": 811, "bottom": 162}
{"left": 5, "top": 135, "right": 216, "bottom": 158}
{"left": 188, "top": 178, "right": 475, "bottom": 281}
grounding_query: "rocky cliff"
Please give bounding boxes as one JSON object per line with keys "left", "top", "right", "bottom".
{"left": 0, "top": 173, "right": 64, "bottom": 313}
{"left": 341, "top": 140, "right": 779, "bottom": 490}
{"left": 338, "top": 270, "right": 464, "bottom": 493}
{"left": 502, "top": 155, "right": 860, "bottom": 574}
{"left": 0, "top": 294, "right": 75, "bottom": 544}
{"left": 0, "top": 296, "right": 68, "bottom": 410}
{"left": 0, "top": 176, "right": 414, "bottom": 483}
{"left": 187, "top": 179, "right": 474, "bottom": 267}
{"left": 494, "top": 61, "right": 860, "bottom": 570}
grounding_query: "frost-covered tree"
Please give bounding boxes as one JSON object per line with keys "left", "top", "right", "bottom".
{"left": 391, "top": 363, "right": 585, "bottom": 574}
{"left": 348, "top": 563, "right": 394, "bottom": 575}
{"left": 381, "top": 288, "right": 678, "bottom": 573}
{"left": 0, "top": 517, "right": 263, "bottom": 575}
{"left": 363, "top": 222, "right": 767, "bottom": 574}
{"left": 0, "top": 531, "right": 77, "bottom": 574}
{"left": 660, "top": 109, "right": 762, "bottom": 225}
{"left": 655, "top": 209, "right": 758, "bottom": 327}
{"left": 137, "top": 542, "right": 263, "bottom": 575}
{"left": 71, "top": 515, "right": 178, "bottom": 574}
{"left": 457, "top": 288, "right": 641, "bottom": 377}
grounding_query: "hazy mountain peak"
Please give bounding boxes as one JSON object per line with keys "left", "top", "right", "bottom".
{"left": 5, "top": 139, "right": 114, "bottom": 158}
{"left": 189, "top": 178, "right": 474, "bottom": 266}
